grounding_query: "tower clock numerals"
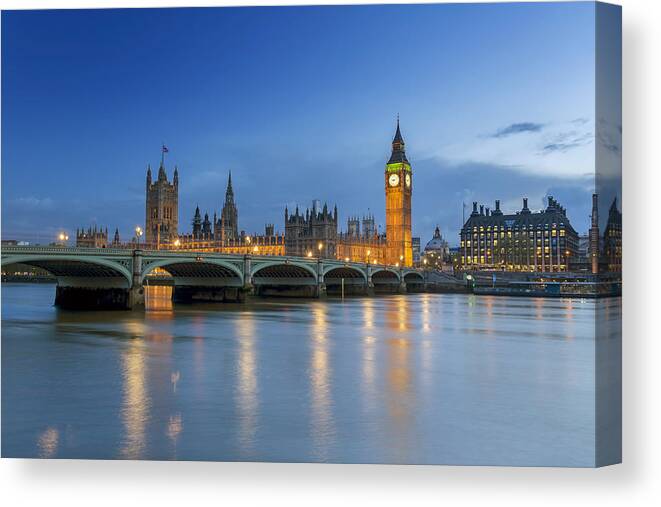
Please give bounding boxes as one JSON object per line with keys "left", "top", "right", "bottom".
{"left": 405, "top": 173, "right": 411, "bottom": 188}
{"left": 388, "top": 173, "right": 400, "bottom": 187}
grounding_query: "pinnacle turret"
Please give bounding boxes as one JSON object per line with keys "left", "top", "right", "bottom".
{"left": 388, "top": 116, "right": 409, "bottom": 164}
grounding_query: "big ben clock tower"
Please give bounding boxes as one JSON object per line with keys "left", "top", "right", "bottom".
{"left": 385, "top": 117, "right": 413, "bottom": 267}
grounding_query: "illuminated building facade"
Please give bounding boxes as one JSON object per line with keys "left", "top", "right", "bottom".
{"left": 178, "top": 225, "right": 285, "bottom": 255}
{"left": 603, "top": 197, "right": 622, "bottom": 272}
{"left": 284, "top": 202, "right": 339, "bottom": 258}
{"left": 459, "top": 197, "right": 579, "bottom": 272}
{"left": 145, "top": 156, "right": 179, "bottom": 246}
{"left": 146, "top": 120, "right": 413, "bottom": 263}
{"left": 422, "top": 226, "right": 451, "bottom": 269}
{"left": 76, "top": 226, "right": 109, "bottom": 248}
{"left": 385, "top": 118, "right": 413, "bottom": 267}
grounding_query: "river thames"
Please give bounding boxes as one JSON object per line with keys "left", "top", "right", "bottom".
{"left": 1, "top": 283, "right": 618, "bottom": 466}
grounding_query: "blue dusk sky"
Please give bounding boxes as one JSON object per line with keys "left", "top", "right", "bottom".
{"left": 1, "top": 2, "right": 618, "bottom": 246}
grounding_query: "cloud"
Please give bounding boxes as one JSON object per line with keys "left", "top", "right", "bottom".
{"left": 541, "top": 131, "right": 593, "bottom": 154}
{"left": 438, "top": 117, "right": 594, "bottom": 179}
{"left": 490, "top": 122, "right": 544, "bottom": 138}
{"left": 8, "top": 196, "right": 55, "bottom": 210}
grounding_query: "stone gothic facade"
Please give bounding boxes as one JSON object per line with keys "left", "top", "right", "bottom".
{"left": 145, "top": 157, "right": 179, "bottom": 246}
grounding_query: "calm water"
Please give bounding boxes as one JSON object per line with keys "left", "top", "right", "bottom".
{"left": 1, "top": 284, "right": 615, "bottom": 466}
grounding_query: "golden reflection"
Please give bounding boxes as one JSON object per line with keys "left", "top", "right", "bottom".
{"left": 145, "top": 285, "right": 174, "bottom": 313}
{"left": 384, "top": 295, "right": 412, "bottom": 332}
{"left": 361, "top": 334, "right": 377, "bottom": 416}
{"left": 37, "top": 427, "right": 59, "bottom": 458}
{"left": 236, "top": 314, "right": 258, "bottom": 455}
{"left": 421, "top": 294, "right": 431, "bottom": 333}
{"left": 535, "top": 297, "right": 544, "bottom": 320}
{"left": 386, "top": 336, "right": 414, "bottom": 438}
{"left": 120, "top": 339, "right": 150, "bottom": 459}
{"left": 362, "top": 298, "right": 375, "bottom": 330}
{"left": 564, "top": 298, "right": 574, "bottom": 320}
{"left": 379, "top": 294, "right": 416, "bottom": 461}
{"left": 310, "top": 303, "right": 335, "bottom": 459}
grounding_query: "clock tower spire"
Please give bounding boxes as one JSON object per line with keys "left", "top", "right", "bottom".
{"left": 385, "top": 116, "right": 413, "bottom": 267}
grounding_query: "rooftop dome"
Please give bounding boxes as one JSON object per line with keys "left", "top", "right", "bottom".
{"left": 424, "top": 226, "right": 448, "bottom": 252}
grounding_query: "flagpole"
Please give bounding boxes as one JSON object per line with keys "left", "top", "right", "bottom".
{"left": 161, "top": 143, "right": 165, "bottom": 166}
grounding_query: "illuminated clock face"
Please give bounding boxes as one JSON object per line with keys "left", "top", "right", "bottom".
{"left": 405, "top": 173, "right": 411, "bottom": 188}
{"left": 388, "top": 174, "right": 400, "bottom": 187}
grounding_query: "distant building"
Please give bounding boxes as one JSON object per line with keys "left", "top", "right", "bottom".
{"left": 459, "top": 197, "right": 579, "bottom": 272}
{"left": 385, "top": 118, "right": 413, "bottom": 266}
{"left": 177, "top": 172, "right": 285, "bottom": 255}
{"left": 145, "top": 151, "right": 179, "bottom": 246}
{"left": 589, "top": 193, "right": 600, "bottom": 274}
{"left": 285, "top": 202, "right": 339, "bottom": 258}
{"left": 219, "top": 172, "right": 239, "bottom": 242}
{"left": 603, "top": 197, "right": 622, "bottom": 272}
{"left": 76, "top": 226, "right": 109, "bottom": 248}
{"left": 145, "top": 119, "right": 413, "bottom": 265}
{"left": 412, "top": 237, "right": 421, "bottom": 264}
{"left": 422, "top": 226, "right": 451, "bottom": 269}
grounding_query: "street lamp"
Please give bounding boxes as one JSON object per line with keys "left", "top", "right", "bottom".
{"left": 245, "top": 235, "right": 251, "bottom": 244}
{"left": 174, "top": 239, "right": 181, "bottom": 248}
{"left": 135, "top": 226, "right": 143, "bottom": 247}
{"left": 317, "top": 242, "right": 323, "bottom": 259}
{"left": 57, "top": 232, "right": 69, "bottom": 246}
{"left": 307, "top": 251, "right": 313, "bottom": 258}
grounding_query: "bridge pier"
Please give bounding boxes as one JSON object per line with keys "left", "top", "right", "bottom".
{"left": 55, "top": 286, "right": 135, "bottom": 310}
{"left": 172, "top": 285, "right": 247, "bottom": 303}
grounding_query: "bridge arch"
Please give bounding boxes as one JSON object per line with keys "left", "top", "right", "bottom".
{"left": 251, "top": 260, "right": 317, "bottom": 281}
{"left": 140, "top": 258, "right": 244, "bottom": 285}
{"left": 403, "top": 271, "right": 425, "bottom": 282}
{"left": 1, "top": 254, "right": 133, "bottom": 287}
{"left": 322, "top": 264, "right": 367, "bottom": 281}
{"left": 371, "top": 268, "right": 401, "bottom": 282}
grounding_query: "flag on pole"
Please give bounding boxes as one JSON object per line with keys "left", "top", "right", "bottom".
{"left": 162, "top": 145, "right": 169, "bottom": 153}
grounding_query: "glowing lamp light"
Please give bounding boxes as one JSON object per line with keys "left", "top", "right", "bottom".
{"left": 174, "top": 239, "right": 181, "bottom": 247}
{"left": 307, "top": 251, "right": 313, "bottom": 258}
{"left": 345, "top": 257, "right": 350, "bottom": 262}
{"left": 245, "top": 236, "right": 251, "bottom": 244}
{"left": 253, "top": 246, "right": 259, "bottom": 253}
{"left": 318, "top": 242, "right": 323, "bottom": 251}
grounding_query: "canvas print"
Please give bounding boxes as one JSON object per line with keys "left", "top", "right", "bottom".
{"left": 1, "top": 2, "right": 621, "bottom": 467}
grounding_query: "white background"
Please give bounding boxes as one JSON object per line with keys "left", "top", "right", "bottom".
{"left": 0, "top": 0, "right": 659, "bottom": 505}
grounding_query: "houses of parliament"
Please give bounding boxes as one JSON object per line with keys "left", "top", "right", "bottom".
{"left": 140, "top": 120, "right": 414, "bottom": 266}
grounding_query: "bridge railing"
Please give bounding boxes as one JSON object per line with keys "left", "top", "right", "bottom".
{"left": 1, "top": 245, "right": 423, "bottom": 273}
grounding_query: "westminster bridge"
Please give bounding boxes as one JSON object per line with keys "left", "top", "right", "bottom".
{"left": 1, "top": 246, "right": 428, "bottom": 310}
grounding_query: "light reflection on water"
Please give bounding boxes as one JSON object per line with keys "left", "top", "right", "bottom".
{"left": 1, "top": 284, "right": 616, "bottom": 466}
